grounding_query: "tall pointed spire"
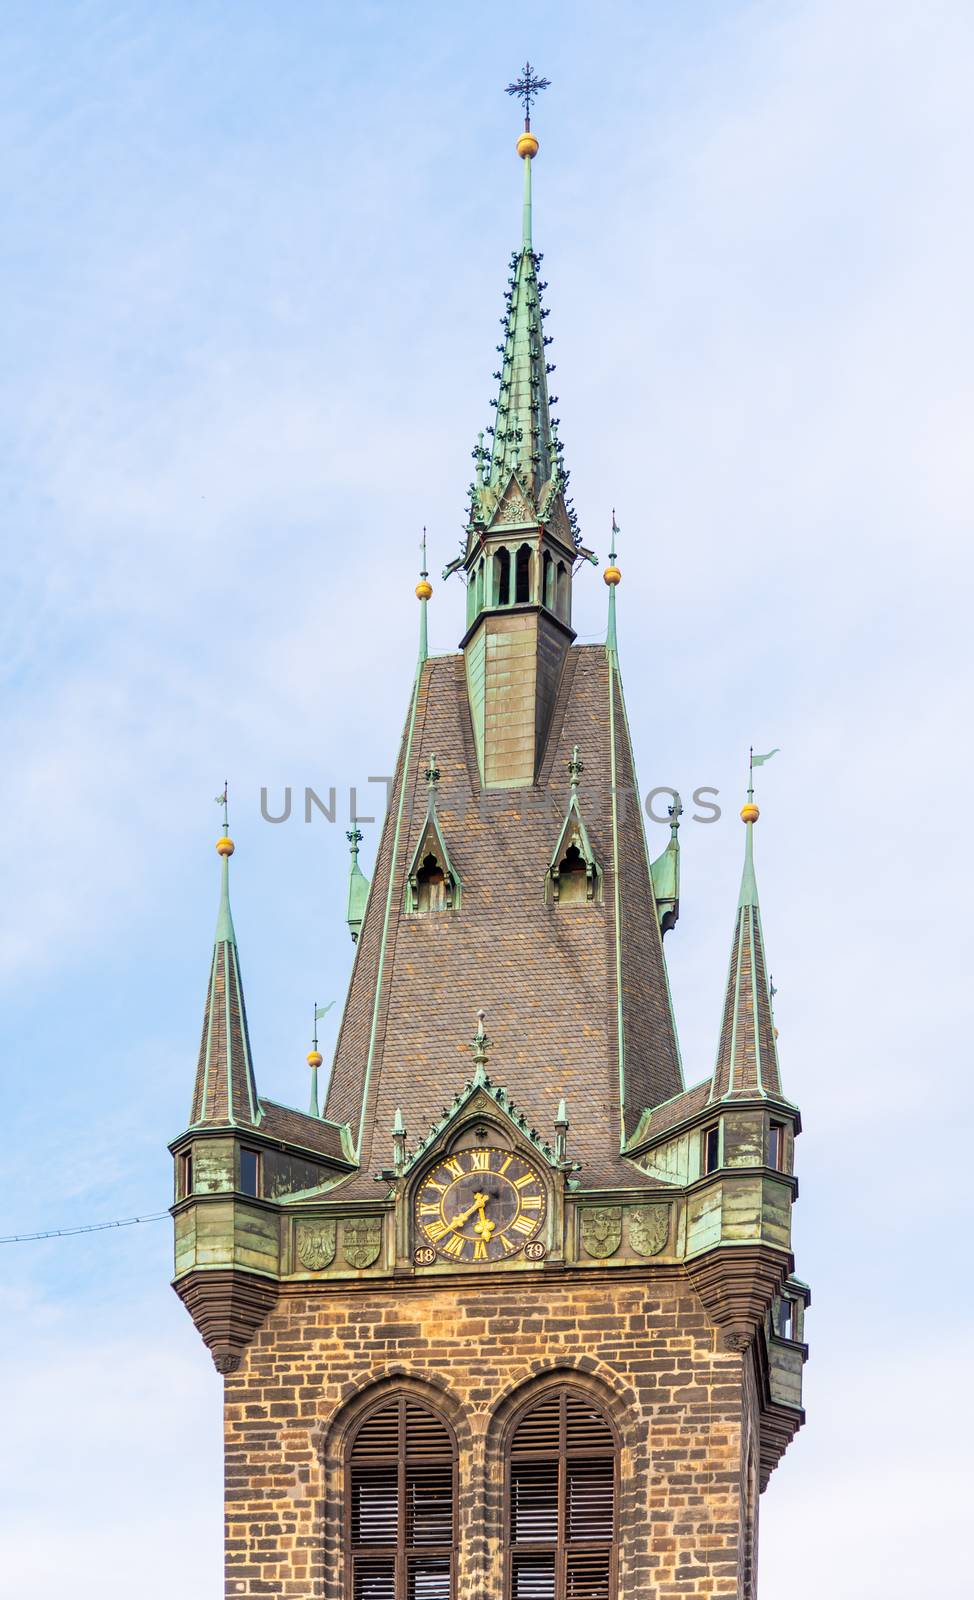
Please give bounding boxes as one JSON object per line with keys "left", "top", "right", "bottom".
{"left": 416, "top": 530, "right": 432, "bottom": 664}
{"left": 604, "top": 512, "right": 621, "bottom": 652}
{"left": 709, "top": 756, "right": 783, "bottom": 1101}
{"left": 307, "top": 1003, "right": 324, "bottom": 1118}
{"left": 189, "top": 792, "right": 261, "bottom": 1127}
{"left": 466, "top": 65, "right": 577, "bottom": 533}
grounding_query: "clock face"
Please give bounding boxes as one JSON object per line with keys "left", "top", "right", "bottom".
{"left": 415, "top": 1148, "right": 547, "bottom": 1263}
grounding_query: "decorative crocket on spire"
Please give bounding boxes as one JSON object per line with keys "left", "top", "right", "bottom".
{"left": 709, "top": 751, "right": 783, "bottom": 1102}
{"left": 189, "top": 787, "right": 261, "bottom": 1127}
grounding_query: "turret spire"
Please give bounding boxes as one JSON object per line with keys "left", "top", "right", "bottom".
{"left": 189, "top": 792, "right": 261, "bottom": 1127}
{"left": 345, "top": 825, "right": 370, "bottom": 944}
{"left": 415, "top": 529, "right": 432, "bottom": 664}
{"left": 307, "top": 1003, "right": 324, "bottom": 1118}
{"left": 709, "top": 752, "right": 783, "bottom": 1101}
{"left": 604, "top": 512, "right": 621, "bottom": 653}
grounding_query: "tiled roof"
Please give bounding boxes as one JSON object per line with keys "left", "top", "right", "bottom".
{"left": 189, "top": 937, "right": 260, "bottom": 1129}
{"left": 324, "top": 645, "right": 683, "bottom": 1192}
{"left": 257, "top": 1100, "right": 350, "bottom": 1162}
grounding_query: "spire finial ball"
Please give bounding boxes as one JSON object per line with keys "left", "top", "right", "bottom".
{"left": 603, "top": 564, "right": 621, "bottom": 587}
{"left": 516, "top": 131, "right": 539, "bottom": 159}
{"left": 216, "top": 835, "right": 235, "bottom": 856}
{"left": 307, "top": 1050, "right": 323, "bottom": 1069}
{"left": 415, "top": 578, "right": 433, "bottom": 601}
{"left": 740, "top": 803, "right": 760, "bottom": 824}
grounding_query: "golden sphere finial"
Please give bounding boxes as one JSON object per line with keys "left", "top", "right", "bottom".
{"left": 307, "top": 1049, "right": 323, "bottom": 1069}
{"left": 415, "top": 577, "right": 433, "bottom": 601}
{"left": 603, "top": 563, "right": 621, "bottom": 587}
{"left": 517, "top": 130, "right": 539, "bottom": 160}
{"left": 740, "top": 802, "right": 760, "bottom": 824}
{"left": 216, "top": 835, "right": 235, "bottom": 856}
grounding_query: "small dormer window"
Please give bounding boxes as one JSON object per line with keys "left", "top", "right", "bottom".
{"left": 556, "top": 843, "right": 589, "bottom": 904}
{"left": 417, "top": 852, "right": 448, "bottom": 914}
{"left": 775, "top": 1296, "right": 795, "bottom": 1340}
{"left": 704, "top": 1124, "right": 720, "bottom": 1174}
{"left": 179, "top": 1150, "right": 193, "bottom": 1198}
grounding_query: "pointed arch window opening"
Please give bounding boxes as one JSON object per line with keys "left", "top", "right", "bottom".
{"left": 556, "top": 561, "right": 568, "bottom": 621}
{"left": 515, "top": 543, "right": 532, "bottom": 604}
{"left": 405, "top": 795, "right": 462, "bottom": 917}
{"left": 547, "top": 769, "right": 602, "bottom": 905}
{"left": 505, "top": 1385, "right": 618, "bottom": 1600}
{"left": 346, "top": 1393, "right": 457, "bottom": 1600}
{"left": 495, "top": 547, "right": 511, "bottom": 607}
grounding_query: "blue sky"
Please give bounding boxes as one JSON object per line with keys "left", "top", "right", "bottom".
{"left": 2, "top": 2, "right": 972, "bottom": 1594}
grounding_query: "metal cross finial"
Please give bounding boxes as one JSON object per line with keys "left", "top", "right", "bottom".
{"left": 569, "top": 744, "right": 583, "bottom": 788}
{"left": 214, "top": 780, "right": 229, "bottom": 832}
{"left": 506, "top": 61, "right": 550, "bottom": 128}
{"left": 347, "top": 824, "right": 363, "bottom": 851}
{"left": 420, "top": 527, "right": 428, "bottom": 579}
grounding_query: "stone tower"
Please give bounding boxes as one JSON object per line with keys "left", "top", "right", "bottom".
{"left": 170, "top": 79, "right": 808, "bottom": 1600}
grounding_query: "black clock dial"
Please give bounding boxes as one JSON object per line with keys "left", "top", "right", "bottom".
{"left": 415, "top": 1148, "right": 546, "bottom": 1262}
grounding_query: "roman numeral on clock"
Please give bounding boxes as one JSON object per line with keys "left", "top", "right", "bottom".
{"left": 443, "top": 1158, "right": 464, "bottom": 1179}
{"left": 469, "top": 1149, "right": 490, "bottom": 1170}
{"left": 424, "top": 1218, "right": 449, "bottom": 1240}
{"left": 441, "top": 1233, "right": 466, "bottom": 1259}
{"left": 511, "top": 1213, "right": 536, "bottom": 1235}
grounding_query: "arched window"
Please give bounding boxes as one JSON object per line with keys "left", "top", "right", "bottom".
{"left": 542, "top": 551, "right": 553, "bottom": 610}
{"left": 476, "top": 558, "right": 485, "bottom": 615}
{"left": 507, "top": 1386, "right": 617, "bottom": 1600}
{"left": 515, "top": 543, "right": 532, "bottom": 604}
{"left": 347, "top": 1394, "right": 456, "bottom": 1600}
{"left": 556, "top": 562, "right": 568, "bottom": 620}
{"left": 495, "top": 547, "right": 511, "bottom": 606}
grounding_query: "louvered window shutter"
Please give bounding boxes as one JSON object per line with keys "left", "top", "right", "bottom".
{"left": 508, "top": 1389, "right": 616, "bottom": 1600}
{"left": 348, "top": 1396, "right": 455, "bottom": 1600}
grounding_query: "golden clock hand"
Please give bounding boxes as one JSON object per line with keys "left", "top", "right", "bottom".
{"left": 446, "top": 1191, "right": 489, "bottom": 1233}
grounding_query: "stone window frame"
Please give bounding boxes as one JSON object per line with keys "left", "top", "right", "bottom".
{"left": 502, "top": 1379, "right": 619, "bottom": 1600}
{"left": 344, "top": 1389, "right": 458, "bottom": 1600}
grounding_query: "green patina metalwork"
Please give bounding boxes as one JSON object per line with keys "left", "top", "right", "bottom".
{"left": 345, "top": 827, "right": 370, "bottom": 944}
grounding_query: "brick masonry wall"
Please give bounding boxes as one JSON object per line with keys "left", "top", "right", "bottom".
{"left": 223, "top": 1270, "right": 758, "bottom": 1599}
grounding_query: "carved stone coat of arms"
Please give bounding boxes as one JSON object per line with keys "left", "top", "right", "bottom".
{"left": 581, "top": 1205, "right": 623, "bottom": 1259}
{"left": 628, "top": 1204, "right": 669, "bottom": 1258}
{"left": 295, "top": 1219, "right": 336, "bottom": 1272}
{"left": 342, "top": 1215, "right": 382, "bottom": 1269}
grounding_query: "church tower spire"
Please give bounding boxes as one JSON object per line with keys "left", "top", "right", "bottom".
{"left": 709, "top": 756, "right": 783, "bottom": 1101}
{"left": 457, "top": 68, "right": 596, "bottom": 789}
{"left": 188, "top": 791, "right": 260, "bottom": 1128}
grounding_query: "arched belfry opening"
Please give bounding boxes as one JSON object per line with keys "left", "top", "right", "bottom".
{"left": 495, "top": 546, "right": 511, "bottom": 607}
{"left": 515, "top": 542, "right": 532, "bottom": 603}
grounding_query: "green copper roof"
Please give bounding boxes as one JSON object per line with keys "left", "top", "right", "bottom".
{"left": 466, "top": 141, "right": 578, "bottom": 546}
{"left": 188, "top": 839, "right": 261, "bottom": 1129}
{"left": 345, "top": 827, "right": 370, "bottom": 944}
{"left": 709, "top": 799, "right": 782, "bottom": 1102}
{"left": 214, "top": 853, "right": 236, "bottom": 945}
